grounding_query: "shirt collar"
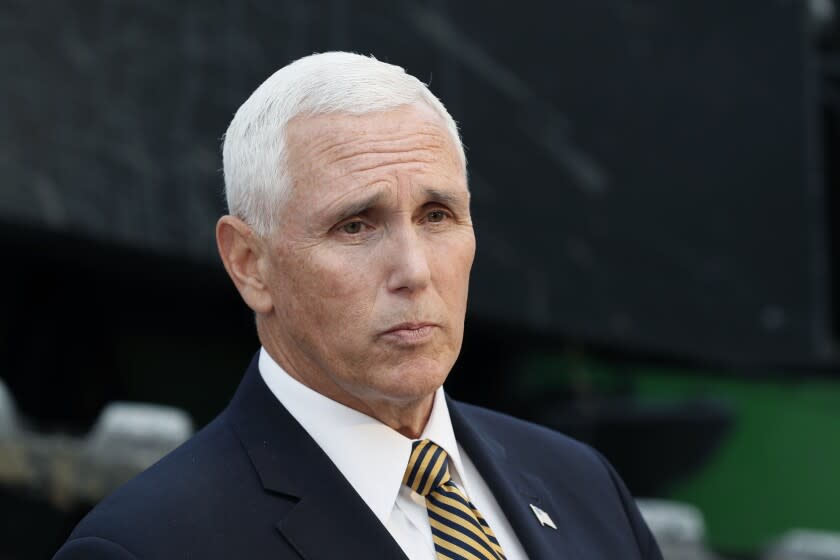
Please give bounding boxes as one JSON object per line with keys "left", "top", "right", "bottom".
{"left": 257, "top": 347, "right": 465, "bottom": 524}
{"left": 419, "top": 381, "right": 467, "bottom": 488}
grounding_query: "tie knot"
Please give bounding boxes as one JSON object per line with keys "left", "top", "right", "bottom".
{"left": 403, "top": 439, "right": 452, "bottom": 497}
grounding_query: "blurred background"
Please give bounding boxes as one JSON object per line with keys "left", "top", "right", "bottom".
{"left": 1, "top": 0, "right": 839, "bottom": 558}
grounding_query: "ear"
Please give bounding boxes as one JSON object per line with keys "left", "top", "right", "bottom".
{"left": 216, "top": 215, "right": 274, "bottom": 314}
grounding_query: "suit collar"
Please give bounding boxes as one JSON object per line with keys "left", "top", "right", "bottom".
{"left": 447, "top": 395, "right": 579, "bottom": 559}
{"left": 225, "top": 353, "right": 408, "bottom": 560}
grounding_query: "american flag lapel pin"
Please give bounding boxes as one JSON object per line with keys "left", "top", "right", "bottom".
{"left": 529, "top": 504, "right": 557, "bottom": 529}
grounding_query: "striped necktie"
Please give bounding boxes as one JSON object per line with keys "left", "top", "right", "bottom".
{"left": 403, "top": 439, "right": 507, "bottom": 560}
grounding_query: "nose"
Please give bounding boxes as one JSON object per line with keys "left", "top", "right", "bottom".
{"left": 386, "top": 226, "right": 431, "bottom": 294}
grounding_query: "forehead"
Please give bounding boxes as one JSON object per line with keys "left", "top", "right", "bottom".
{"left": 284, "top": 103, "right": 464, "bottom": 183}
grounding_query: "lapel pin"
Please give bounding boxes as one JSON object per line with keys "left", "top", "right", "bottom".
{"left": 529, "top": 504, "right": 557, "bottom": 530}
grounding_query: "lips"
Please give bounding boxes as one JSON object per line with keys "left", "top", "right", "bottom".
{"left": 381, "top": 322, "right": 439, "bottom": 344}
{"left": 384, "top": 322, "right": 437, "bottom": 333}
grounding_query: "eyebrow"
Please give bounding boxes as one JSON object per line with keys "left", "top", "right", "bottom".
{"left": 330, "top": 192, "right": 386, "bottom": 224}
{"left": 423, "top": 188, "right": 469, "bottom": 209}
{"left": 329, "top": 187, "right": 469, "bottom": 224}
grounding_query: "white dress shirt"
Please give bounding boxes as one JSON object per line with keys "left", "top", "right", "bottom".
{"left": 258, "top": 348, "right": 527, "bottom": 560}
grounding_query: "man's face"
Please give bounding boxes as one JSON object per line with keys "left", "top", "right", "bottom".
{"left": 259, "top": 103, "right": 475, "bottom": 409}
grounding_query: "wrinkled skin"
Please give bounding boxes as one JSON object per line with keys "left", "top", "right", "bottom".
{"left": 217, "top": 103, "right": 475, "bottom": 437}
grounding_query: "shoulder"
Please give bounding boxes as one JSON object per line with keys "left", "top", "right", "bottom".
{"left": 452, "top": 399, "right": 605, "bottom": 468}
{"left": 54, "top": 536, "right": 138, "bottom": 560}
{"left": 452, "top": 398, "right": 626, "bottom": 496}
{"left": 451, "top": 399, "right": 663, "bottom": 559}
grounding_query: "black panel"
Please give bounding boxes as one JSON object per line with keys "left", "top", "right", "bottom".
{"left": 1, "top": 0, "right": 830, "bottom": 364}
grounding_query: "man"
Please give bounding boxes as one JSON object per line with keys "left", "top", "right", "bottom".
{"left": 54, "top": 52, "right": 662, "bottom": 559}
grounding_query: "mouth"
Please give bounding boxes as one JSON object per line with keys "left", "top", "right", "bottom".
{"left": 380, "top": 322, "right": 439, "bottom": 345}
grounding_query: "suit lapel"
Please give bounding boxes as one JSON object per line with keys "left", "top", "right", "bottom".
{"left": 225, "top": 355, "right": 408, "bottom": 560}
{"left": 447, "top": 396, "right": 580, "bottom": 559}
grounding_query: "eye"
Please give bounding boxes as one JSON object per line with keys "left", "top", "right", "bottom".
{"left": 341, "top": 221, "right": 364, "bottom": 234}
{"left": 427, "top": 209, "right": 449, "bottom": 223}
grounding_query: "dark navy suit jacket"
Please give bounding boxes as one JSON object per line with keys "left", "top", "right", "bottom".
{"left": 54, "top": 354, "right": 662, "bottom": 559}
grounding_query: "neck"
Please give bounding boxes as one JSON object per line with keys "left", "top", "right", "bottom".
{"left": 286, "top": 360, "right": 436, "bottom": 438}
{"left": 258, "top": 327, "right": 436, "bottom": 439}
{"left": 365, "top": 394, "right": 435, "bottom": 439}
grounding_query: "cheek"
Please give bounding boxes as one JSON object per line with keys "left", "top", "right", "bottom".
{"left": 284, "top": 250, "right": 377, "bottom": 331}
{"left": 312, "top": 252, "right": 376, "bottom": 299}
{"left": 433, "top": 236, "right": 475, "bottom": 302}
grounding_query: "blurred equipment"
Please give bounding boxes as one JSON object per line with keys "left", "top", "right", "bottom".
{"left": 764, "top": 530, "right": 840, "bottom": 560}
{"left": 637, "top": 499, "right": 719, "bottom": 560}
{"left": 0, "top": 379, "right": 194, "bottom": 559}
{"left": 0, "top": 376, "right": 29, "bottom": 490}
{"left": 810, "top": 0, "right": 836, "bottom": 34}
{"left": 85, "top": 402, "right": 193, "bottom": 475}
{"left": 0, "top": 376, "right": 19, "bottom": 436}
{"left": 0, "top": 385, "right": 193, "bottom": 509}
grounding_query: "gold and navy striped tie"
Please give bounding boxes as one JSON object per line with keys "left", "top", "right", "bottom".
{"left": 403, "top": 439, "right": 507, "bottom": 560}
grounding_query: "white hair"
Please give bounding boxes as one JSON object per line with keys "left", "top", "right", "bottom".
{"left": 222, "top": 51, "right": 466, "bottom": 236}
